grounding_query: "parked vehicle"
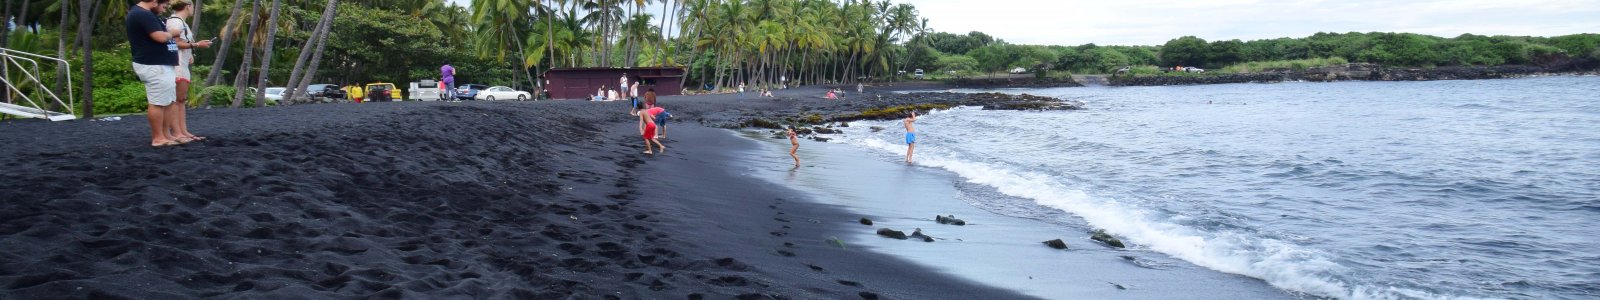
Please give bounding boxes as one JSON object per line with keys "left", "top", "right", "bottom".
{"left": 1184, "top": 67, "right": 1206, "bottom": 73}
{"left": 365, "top": 83, "right": 401, "bottom": 102}
{"left": 476, "top": 86, "right": 532, "bottom": 101}
{"left": 913, "top": 69, "right": 924, "bottom": 79}
{"left": 408, "top": 80, "right": 445, "bottom": 101}
{"left": 264, "top": 87, "right": 286, "bottom": 103}
{"left": 303, "top": 84, "right": 345, "bottom": 101}
{"left": 1009, "top": 67, "right": 1028, "bottom": 74}
{"left": 456, "top": 84, "right": 489, "bottom": 101}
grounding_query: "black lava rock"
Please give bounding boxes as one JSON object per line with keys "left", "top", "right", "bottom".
{"left": 909, "top": 228, "right": 934, "bottom": 242}
{"left": 876, "top": 228, "right": 907, "bottom": 240}
{"left": 1091, "top": 229, "right": 1125, "bottom": 248}
{"left": 935, "top": 215, "right": 966, "bottom": 226}
{"left": 1043, "top": 239, "right": 1068, "bottom": 249}
{"left": 859, "top": 218, "right": 873, "bottom": 225}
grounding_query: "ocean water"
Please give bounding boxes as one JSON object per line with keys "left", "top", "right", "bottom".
{"left": 830, "top": 77, "right": 1600, "bottom": 299}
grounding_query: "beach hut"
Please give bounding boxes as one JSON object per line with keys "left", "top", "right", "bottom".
{"left": 543, "top": 67, "right": 685, "bottom": 100}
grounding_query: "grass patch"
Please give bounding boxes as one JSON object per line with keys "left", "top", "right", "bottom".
{"left": 842, "top": 103, "right": 953, "bottom": 121}
{"left": 1221, "top": 57, "right": 1349, "bottom": 73}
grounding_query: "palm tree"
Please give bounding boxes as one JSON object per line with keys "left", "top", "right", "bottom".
{"left": 55, "top": 0, "right": 69, "bottom": 99}
{"left": 620, "top": 13, "right": 656, "bottom": 67}
{"left": 230, "top": 0, "right": 261, "bottom": 107}
{"left": 76, "top": 0, "right": 97, "bottom": 118}
{"left": 284, "top": 0, "right": 339, "bottom": 104}
{"left": 205, "top": 0, "right": 250, "bottom": 86}
{"left": 292, "top": 1, "right": 338, "bottom": 103}
{"left": 472, "top": 0, "right": 538, "bottom": 88}
{"left": 251, "top": 0, "right": 284, "bottom": 107}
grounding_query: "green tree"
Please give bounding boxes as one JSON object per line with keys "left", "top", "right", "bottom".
{"left": 1160, "top": 35, "right": 1208, "bottom": 67}
{"left": 935, "top": 54, "right": 977, "bottom": 73}
{"left": 1207, "top": 39, "right": 1244, "bottom": 67}
{"left": 967, "top": 43, "right": 1012, "bottom": 77}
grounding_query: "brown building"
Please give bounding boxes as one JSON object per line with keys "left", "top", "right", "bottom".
{"left": 543, "top": 67, "right": 685, "bottom": 100}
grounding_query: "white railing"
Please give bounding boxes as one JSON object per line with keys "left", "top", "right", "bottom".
{"left": 0, "top": 48, "right": 76, "bottom": 121}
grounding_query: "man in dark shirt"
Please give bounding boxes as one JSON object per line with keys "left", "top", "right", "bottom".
{"left": 125, "top": 0, "right": 179, "bottom": 147}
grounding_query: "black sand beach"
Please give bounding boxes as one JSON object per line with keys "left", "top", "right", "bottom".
{"left": 1, "top": 84, "right": 1306, "bottom": 298}
{"left": 0, "top": 89, "right": 1042, "bottom": 299}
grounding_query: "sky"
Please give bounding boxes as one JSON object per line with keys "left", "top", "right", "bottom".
{"left": 446, "top": 0, "right": 1600, "bottom": 46}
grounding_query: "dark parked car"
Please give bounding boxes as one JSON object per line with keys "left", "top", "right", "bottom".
{"left": 456, "top": 84, "right": 489, "bottom": 100}
{"left": 305, "top": 84, "right": 346, "bottom": 100}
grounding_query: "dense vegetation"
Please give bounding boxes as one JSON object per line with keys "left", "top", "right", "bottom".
{"left": 9, "top": 0, "right": 934, "bottom": 117}
{"left": 907, "top": 31, "right": 1600, "bottom": 77}
{"left": 5, "top": 0, "right": 1597, "bottom": 118}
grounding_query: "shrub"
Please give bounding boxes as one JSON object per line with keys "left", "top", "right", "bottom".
{"left": 199, "top": 85, "right": 255, "bottom": 107}
{"left": 91, "top": 82, "right": 153, "bottom": 115}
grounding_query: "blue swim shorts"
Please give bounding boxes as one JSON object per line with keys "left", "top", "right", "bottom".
{"left": 905, "top": 132, "right": 916, "bottom": 144}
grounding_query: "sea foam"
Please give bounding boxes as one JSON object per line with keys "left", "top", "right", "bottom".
{"left": 834, "top": 125, "right": 1454, "bottom": 300}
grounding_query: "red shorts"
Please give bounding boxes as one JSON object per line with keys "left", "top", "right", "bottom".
{"left": 643, "top": 124, "right": 657, "bottom": 140}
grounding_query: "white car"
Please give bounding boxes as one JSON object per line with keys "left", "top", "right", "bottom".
{"left": 1009, "top": 67, "right": 1028, "bottom": 74}
{"left": 408, "top": 80, "right": 445, "bottom": 101}
{"left": 476, "top": 86, "right": 532, "bottom": 101}
{"left": 1184, "top": 67, "right": 1206, "bottom": 73}
{"left": 264, "top": 87, "right": 286, "bottom": 103}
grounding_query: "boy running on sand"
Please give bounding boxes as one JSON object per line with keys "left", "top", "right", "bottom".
{"left": 904, "top": 111, "right": 917, "bottom": 163}
{"left": 787, "top": 127, "right": 800, "bottom": 168}
{"left": 635, "top": 102, "right": 666, "bottom": 154}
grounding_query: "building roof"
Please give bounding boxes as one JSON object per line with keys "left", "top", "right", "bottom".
{"left": 546, "top": 67, "right": 685, "bottom": 72}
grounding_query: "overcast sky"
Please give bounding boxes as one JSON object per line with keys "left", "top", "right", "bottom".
{"left": 447, "top": 0, "right": 1600, "bottom": 46}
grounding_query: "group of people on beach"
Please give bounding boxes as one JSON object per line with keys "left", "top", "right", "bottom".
{"left": 629, "top": 85, "right": 670, "bottom": 154}
{"left": 126, "top": 0, "right": 212, "bottom": 147}
{"left": 593, "top": 74, "right": 647, "bottom": 102}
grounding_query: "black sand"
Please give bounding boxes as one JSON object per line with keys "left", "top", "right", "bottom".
{"left": 0, "top": 90, "right": 1038, "bottom": 299}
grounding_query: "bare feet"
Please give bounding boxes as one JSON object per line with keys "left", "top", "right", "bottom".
{"left": 644, "top": 150, "right": 653, "bottom": 154}
{"left": 151, "top": 140, "right": 181, "bottom": 147}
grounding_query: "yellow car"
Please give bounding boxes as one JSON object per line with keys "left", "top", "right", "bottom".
{"left": 343, "top": 85, "right": 365, "bottom": 102}
{"left": 364, "top": 83, "right": 403, "bottom": 102}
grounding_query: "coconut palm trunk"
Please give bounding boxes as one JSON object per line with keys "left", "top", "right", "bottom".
{"left": 286, "top": 0, "right": 337, "bottom": 103}
{"left": 283, "top": 0, "right": 336, "bottom": 104}
{"left": 206, "top": 0, "right": 250, "bottom": 86}
{"left": 76, "top": 0, "right": 98, "bottom": 118}
{"left": 251, "top": 0, "right": 282, "bottom": 107}
{"left": 293, "top": 4, "right": 336, "bottom": 103}
{"left": 230, "top": 0, "right": 262, "bottom": 107}
{"left": 56, "top": 0, "right": 69, "bottom": 103}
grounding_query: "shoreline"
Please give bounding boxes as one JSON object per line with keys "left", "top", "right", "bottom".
{"left": 729, "top": 125, "right": 1296, "bottom": 299}
{"left": 0, "top": 85, "right": 1307, "bottom": 298}
{"left": 0, "top": 98, "right": 1042, "bottom": 298}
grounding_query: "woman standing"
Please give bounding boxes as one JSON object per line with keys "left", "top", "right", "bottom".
{"left": 165, "top": 0, "right": 211, "bottom": 142}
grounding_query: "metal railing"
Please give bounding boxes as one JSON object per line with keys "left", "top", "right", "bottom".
{"left": 0, "top": 48, "right": 76, "bottom": 121}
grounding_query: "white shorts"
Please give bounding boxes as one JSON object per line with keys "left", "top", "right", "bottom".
{"left": 174, "top": 65, "right": 191, "bottom": 82}
{"left": 132, "top": 63, "right": 177, "bottom": 106}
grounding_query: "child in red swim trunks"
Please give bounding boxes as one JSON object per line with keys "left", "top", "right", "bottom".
{"left": 635, "top": 101, "right": 666, "bottom": 154}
